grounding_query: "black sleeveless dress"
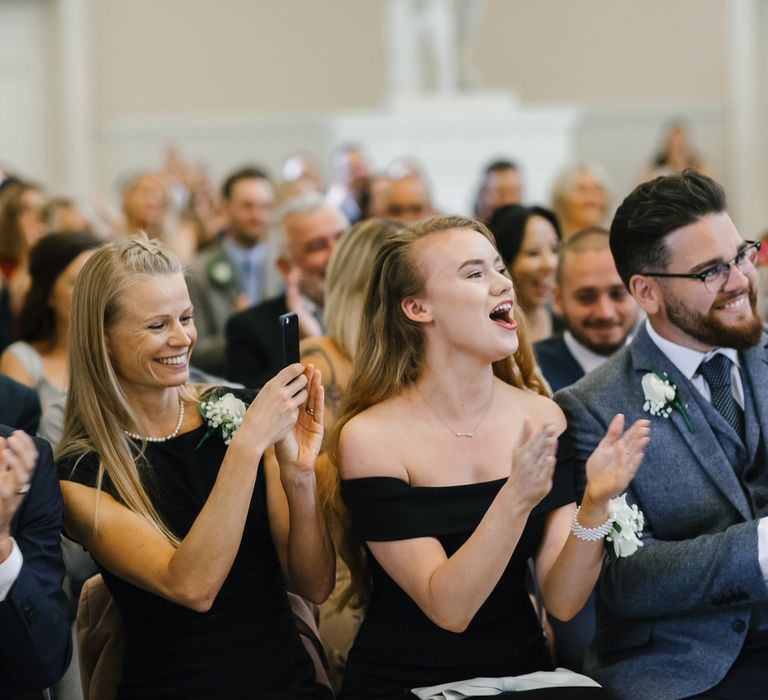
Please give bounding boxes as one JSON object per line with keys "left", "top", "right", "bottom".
{"left": 339, "top": 448, "right": 607, "bottom": 699}
{"left": 59, "top": 389, "right": 330, "bottom": 700}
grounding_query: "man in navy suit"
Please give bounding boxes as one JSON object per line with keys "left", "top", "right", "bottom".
{"left": 534, "top": 227, "right": 638, "bottom": 394}
{"left": 534, "top": 228, "right": 638, "bottom": 672}
{"left": 0, "top": 427, "right": 70, "bottom": 698}
{"left": 556, "top": 171, "right": 768, "bottom": 699}
{"left": 226, "top": 194, "right": 347, "bottom": 389}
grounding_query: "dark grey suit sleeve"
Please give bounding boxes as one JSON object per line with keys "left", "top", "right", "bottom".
{"left": 186, "top": 269, "right": 227, "bottom": 376}
{"left": 556, "top": 388, "right": 768, "bottom": 621}
{"left": 0, "top": 437, "right": 71, "bottom": 690}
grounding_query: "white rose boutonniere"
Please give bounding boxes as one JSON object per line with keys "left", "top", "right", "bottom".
{"left": 196, "top": 392, "right": 248, "bottom": 448}
{"left": 207, "top": 257, "right": 236, "bottom": 290}
{"left": 641, "top": 369, "right": 693, "bottom": 432}
{"left": 606, "top": 494, "right": 645, "bottom": 559}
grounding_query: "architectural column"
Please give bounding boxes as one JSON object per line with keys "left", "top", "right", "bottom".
{"left": 51, "top": 0, "right": 93, "bottom": 196}
{"left": 725, "top": 0, "right": 765, "bottom": 237}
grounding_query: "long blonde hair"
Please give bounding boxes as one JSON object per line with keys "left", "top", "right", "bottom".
{"left": 324, "top": 218, "right": 405, "bottom": 360}
{"left": 325, "top": 215, "right": 548, "bottom": 609}
{"left": 56, "top": 235, "right": 199, "bottom": 544}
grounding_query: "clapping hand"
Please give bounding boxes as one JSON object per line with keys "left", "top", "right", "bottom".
{"left": 0, "top": 431, "right": 38, "bottom": 544}
{"left": 507, "top": 420, "right": 559, "bottom": 510}
{"left": 274, "top": 365, "right": 324, "bottom": 474}
{"left": 584, "top": 415, "right": 649, "bottom": 506}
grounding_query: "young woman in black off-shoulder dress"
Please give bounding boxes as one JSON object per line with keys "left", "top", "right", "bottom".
{"left": 327, "top": 216, "right": 649, "bottom": 699}
{"left": 56, "top": 236, "right": 334, "bottom": 699}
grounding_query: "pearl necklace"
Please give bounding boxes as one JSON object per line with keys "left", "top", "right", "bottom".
{"left": 123, "top": 399, "right": 185, "bottom": 443}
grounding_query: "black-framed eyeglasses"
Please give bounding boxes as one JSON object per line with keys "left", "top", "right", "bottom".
{"left": 640, "top": 240, "right": 761, "bottom": 294}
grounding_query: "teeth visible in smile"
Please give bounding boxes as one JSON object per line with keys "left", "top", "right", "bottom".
{"left": 721, "top": 297, "right": 746, "bottom": 310}
{"left": 490, "top": 302, "right": 513, "bottom": 322}
{"left": 157, "top": 354, "right": 186, "bottom": 365}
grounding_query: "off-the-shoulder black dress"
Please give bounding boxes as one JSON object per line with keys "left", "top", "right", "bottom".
{"left": 339, "top": 447, "right": 606, "bottom": 699}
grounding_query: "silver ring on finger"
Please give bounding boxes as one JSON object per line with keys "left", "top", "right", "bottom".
{"left": 305, "top": 407, "right": 315, "bottom": 416}
{"left": 16, "top": 482, "right": 30, "bottom": 495}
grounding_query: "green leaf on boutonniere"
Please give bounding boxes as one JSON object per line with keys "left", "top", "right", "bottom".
{"left": 206, "top": 255, "right": 236, "bottom": 290}
{"left": 641, "top": 368, "right": 694, "bottom": 433}
{"left": 605, "top": 494, "right": 644, "bottom": 559}
{"left": 195, "top": 392, "right": 249, "bottom": 450}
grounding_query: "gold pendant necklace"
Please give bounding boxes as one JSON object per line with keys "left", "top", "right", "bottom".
{"left": 415, "top": 382, "right": 495, "bottom": 438}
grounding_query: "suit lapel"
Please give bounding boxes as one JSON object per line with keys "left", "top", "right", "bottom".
{"left": 740, "top": 334, "right": 768, "bottom": 462}
{"left": 558, "top": 338, "right": 586, "bottom": 387}
{"left": 629, "top": 326, "right": 752, "bottom": 520}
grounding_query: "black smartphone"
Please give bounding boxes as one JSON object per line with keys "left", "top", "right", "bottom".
{"left": 278, "top": 312, "right": 300, "bottom": 367}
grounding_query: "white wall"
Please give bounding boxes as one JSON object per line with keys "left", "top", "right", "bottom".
{"left": 0, "top": 0, "right": 54, "bottom": 183}
{"left": 0, "top": 0, "right": 761, "bottom": 231}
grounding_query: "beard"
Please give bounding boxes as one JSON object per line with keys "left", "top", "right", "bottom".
{"left": 570, "top": 322, "right": 629, "bottom": 356}
{"left": 664, "top": 285, "right": 763, "bottom": 350}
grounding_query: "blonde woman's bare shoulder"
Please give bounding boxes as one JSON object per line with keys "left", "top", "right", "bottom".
{"left": 498, "top": 381, "right": 567, "bottom": 434}
{"left": 338, "top": 398, "right": 408, "bottom": 481}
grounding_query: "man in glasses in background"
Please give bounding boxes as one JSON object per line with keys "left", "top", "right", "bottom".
{"left": 555, "top": 170, "right": 768, "bottom": 699}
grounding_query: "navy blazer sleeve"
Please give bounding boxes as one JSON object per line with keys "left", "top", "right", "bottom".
{"left": 0, "top": 375, "right": 42, "bottom": 435}
{"left": 0, "top": 433, "right": 71, "bottom": 692}
{"left": 225, "top": 295, "right": 287, "bottom": 390}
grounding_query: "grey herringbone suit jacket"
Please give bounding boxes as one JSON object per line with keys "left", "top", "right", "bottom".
{"left": 555, "top": 324, "right": 768, "bottom": 700}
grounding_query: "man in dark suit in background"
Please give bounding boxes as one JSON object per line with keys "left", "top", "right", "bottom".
{"left": 533, "top": 228, "right": 638, "bottom": 672}
{"left": 226, "top": 194, "right": 347, "bottom": 389}
{"left": 0, "top": 374, "right": 41, "bottom": 435}
{"left": 535, "top": 227, "right": 638, "bottom": 393}
{"left": 0, "top": 427, "right": 70, "bottom": 698}
{"left": 186, "top": 166, "right": 277, "bottom": 376}
{"left": 557, "top": 171, "right": 768, "bottom": 699}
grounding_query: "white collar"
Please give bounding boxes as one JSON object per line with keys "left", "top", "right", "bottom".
{"left": 562, "top": 331, "right": 614, "bottom": 375}
{"left": 644, "top": 319, "right": 740, "bottom": 381}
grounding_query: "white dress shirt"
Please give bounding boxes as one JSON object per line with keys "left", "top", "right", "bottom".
{"left": 563, "top": 331, "right": 616, "bottom": 375}
{"left": 645, "top": 321, "right": 744, "bottom": 407}
{"left": 0, "top": 538, "right": 23, "bottom": 600}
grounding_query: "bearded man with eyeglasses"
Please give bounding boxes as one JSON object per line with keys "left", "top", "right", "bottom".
{"left": 555, "top": 170, "right": 768, "bottom": 700}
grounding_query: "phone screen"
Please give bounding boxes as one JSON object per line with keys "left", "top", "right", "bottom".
{"left": 278, "top": 312, "right": 300, "bottom": 367}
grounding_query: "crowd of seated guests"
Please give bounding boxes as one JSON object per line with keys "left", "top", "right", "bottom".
{"left": 3, "top": 140, "right": 768, "bottom": 700}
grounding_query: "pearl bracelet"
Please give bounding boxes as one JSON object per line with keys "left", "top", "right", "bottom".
{"left": 570, "top": 506, "right": 614, "bottom": 541}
